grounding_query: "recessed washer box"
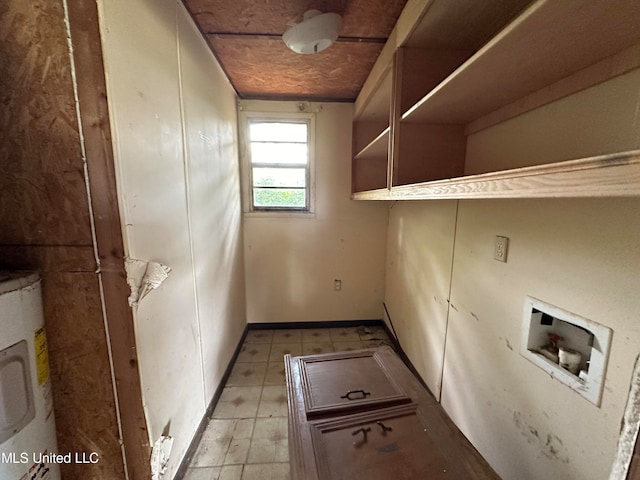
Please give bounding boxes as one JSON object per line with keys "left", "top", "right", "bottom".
{"left": 521, "top": 296, "right": 612, "bottom": 406}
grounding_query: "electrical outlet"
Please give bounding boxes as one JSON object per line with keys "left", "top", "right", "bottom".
{"left": 334, "top": 279, "right": 342, "bottom": 291}
{"left": 494, "top": 236, "right": 509, "bottom": 262}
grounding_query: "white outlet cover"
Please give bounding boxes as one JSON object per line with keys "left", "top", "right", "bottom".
{"left": 494, "top": 235, "right": 509, "bottom": 262}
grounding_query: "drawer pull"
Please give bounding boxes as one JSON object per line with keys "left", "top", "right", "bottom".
{"left": 352, "top": 427, "right": 371, "bottom": 446}
{"left": 341, "top": 389, "right": 371, "bottom": 400}
{"left": 376, "top": 421, "right": 393, "bottom": 435}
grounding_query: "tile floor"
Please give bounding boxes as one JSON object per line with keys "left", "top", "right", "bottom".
{"left": 182, "top": 325, "right": 393, "bottom": 480}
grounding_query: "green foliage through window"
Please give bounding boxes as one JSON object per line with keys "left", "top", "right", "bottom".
{"left": 253, "top": 188, "right": 306, "bottom": 208}
{"left": 249, "top": 119, "right": 310, "bottom": 211}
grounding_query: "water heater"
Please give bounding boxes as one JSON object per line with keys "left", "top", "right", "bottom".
{"left": 0, "top": 272, "right": 60, "bottom": 480}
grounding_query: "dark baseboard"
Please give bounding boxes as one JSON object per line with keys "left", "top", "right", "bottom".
{"left": 173, "top": 324, "right": 249, "bottom": 480}
{"left": 247, "top": 319, "right": 385, "bottom": 330}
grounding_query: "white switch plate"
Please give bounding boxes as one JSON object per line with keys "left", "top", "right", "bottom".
{"left": 494, "top": 236, "right": 509, "bottom": 262}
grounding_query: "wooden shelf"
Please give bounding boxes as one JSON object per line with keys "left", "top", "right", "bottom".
{"left": 402, "top": 0, "right": 640, "bottom": 124}
{"left": 354, "top": 66, "right": 393, "bottom": 123}
{"left": 351, "top": 150, "right": 640, "bottom": 201}
{"left": 351, "top": 0, "right": 640, "bottom": 199}
{"left": 352, "top": 68, "right": 393, "bottom": 194}
{"left": 354, "top": 127, "right": 389, "bottom": 161}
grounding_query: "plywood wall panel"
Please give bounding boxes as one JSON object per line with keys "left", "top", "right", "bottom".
{"left": 42, "top": 271, "right": 125, "bottom": 480}
{"left": 0, "top": 245, "right": 95, "bottom": 272}
{"left": 65, "top": 0, "right": 152, "bottom": 476}
{"left": 0, "top": 1, "right": 126, "bottom": 479}
{"left": 0, "top": 0, "right": 93, "bottom": 246}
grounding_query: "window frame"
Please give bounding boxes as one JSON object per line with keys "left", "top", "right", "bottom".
{"left": 240, "top": 110, "right": 316, "bottom": 215}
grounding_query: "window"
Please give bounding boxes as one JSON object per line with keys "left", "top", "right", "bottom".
{"left": 247, "top": 118, "right": 312, "bottom": 211}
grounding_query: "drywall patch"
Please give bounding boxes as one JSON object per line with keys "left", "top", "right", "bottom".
{"left": 124, "top": 257, "right": 171, "bottom": 308}
{"left": 609, "top": 354, "right": 640, "bottom": 479}
{"left": 150, "top": 435, "right": 174, "bottom": 480}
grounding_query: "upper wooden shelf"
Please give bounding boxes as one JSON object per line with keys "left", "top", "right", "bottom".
{"left": 402, "top": 0, "right": 640, "bottom": 125}
{"left": 354, "top": 127, "right": 389, "bottom": 161}
{"left": 354, "top": 67, "right": 393, "bottom": 123}
{"left": 351, "top": 0, "right": 640, "bottom": 199}
{"left": 352, "top": 150, "right": 640, "bottom": 201}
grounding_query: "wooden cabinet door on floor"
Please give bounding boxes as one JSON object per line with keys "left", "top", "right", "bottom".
{"left": 298, "top": 349, "right": 411, "bottom": 418}
{"left": 310, "top": 404, "right": 450, "bottom": 480}
{"left": 286, "top": 346, "right": 500, "bottom": 480}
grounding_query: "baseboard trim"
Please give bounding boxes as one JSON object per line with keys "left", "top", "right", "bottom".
{"left": 173, "top": 324, "right": 249, "bottom": 480}
{"left": 247, "top": 319, "right": 385, "bottom": 330}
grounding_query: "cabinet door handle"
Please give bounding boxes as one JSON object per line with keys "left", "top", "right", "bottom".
{"left": 352, "top": 427, "right": 371, "bottom": 446}
{"left": 376, "top": 421, "right": 393, "bottom": 435}
{"left": 340, "top": 389, "right": 371, "bottom": 400}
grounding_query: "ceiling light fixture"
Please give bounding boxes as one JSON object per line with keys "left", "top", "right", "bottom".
{"left": 282, "top": 10, "right": 342, "bottom": 55}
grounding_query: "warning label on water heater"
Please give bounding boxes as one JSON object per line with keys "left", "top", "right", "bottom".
{"left": 34, "top": 326, "right": 54, "bottom": 418}
{"left": 34, "top": 327, "right": 50, "bottom": 385}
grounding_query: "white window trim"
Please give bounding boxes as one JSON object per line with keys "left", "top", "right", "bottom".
{"left": 239, "top": 110, "right": 316, "bottom": 216}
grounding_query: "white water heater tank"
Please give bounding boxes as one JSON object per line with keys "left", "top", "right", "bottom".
{"left": 0, "top": 272, "right": 60, "bottom": 480}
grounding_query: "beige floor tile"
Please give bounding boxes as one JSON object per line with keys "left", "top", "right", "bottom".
{"left": 241, "top": 463, "right": 290, "bottom": 480}
{"left": 246, "top": 438, "right": 289, "bottom": 464}
{"left": 190, "top": 419, "right": 254, "bottom": 467}
{"left": 191, "top": 440, "right": 228, "bottom": 468}
{"left": 302, "top": 342, "right": 333, "bottom": 355}
{"left": 236, "top": 343, "right": 271, "bottom": 363}
{"left": 329, "top": 327, "right": 361, "bottom": 342}
{"left": 357, "top": 325, "right": 390, "bottom": 340}
{"left": 264, "top": 361, "right": 286, "bottom": 385}
{"left": 268, "top": 343, "right": 302, "bottom": 362}
{"left": 183, "top": 467, "right": 220, "bottom": 480}
{"left": 218, "top": 465, "right": 243, "bottom": 480}
{"left": 252, "top": 417, "right": 288, "bottom": 440}
{"left": 272, "top": 329, "right": 303, "bottom": 343}
{"left": 213, "top": 386, "right": 262, "bottom": 419}
{"left": 332, "top": 340, "right": 364, "bottom": 352}
{"left": 223, "top": 438, "right": 251, "bottom": 465}
{"left": 202, "top": 418, "right": 255, "bottom": 441}
{"left": 190, "top": 435, "right": 229, "bottom": 467}
{"left": 249, "top": 417, "right": 288, "bottom": 463}
{"left": 302, "top": 328, "right": 332, "bottom": 342}
{"left": 227, "top": 362, "right": 267, "bottom": 386}
{"left": 257, "top": 385, "right": 289, "bottom": 417}
{"left": 244, "top": 330, "right": 274, "bottom": 344}
{"left": 362, "top": 338, "right": 395, "bottom": 349}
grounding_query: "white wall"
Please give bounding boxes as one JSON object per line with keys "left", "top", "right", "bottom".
{"left": 384, "top": 200, "right": 457, "bottom": 398}
{"left": 98, "top": 1, "right": 246, "bottom": 478}
{"left": 241, "top": 101, "right": 389, "bottom": 324}
{"left": 385, "top": 68, "right": 640, "bottom": 480}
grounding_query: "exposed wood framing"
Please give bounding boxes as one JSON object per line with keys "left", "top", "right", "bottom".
{"left": 0, "top": 1, "right": 128, "bottom": 478}
{"left": 65, "top": 1, "right": 152, "bottom": 479}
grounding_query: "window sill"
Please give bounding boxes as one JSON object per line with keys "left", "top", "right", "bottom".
{"left": 243, "top": 210, "right": 316, "bottom": 219}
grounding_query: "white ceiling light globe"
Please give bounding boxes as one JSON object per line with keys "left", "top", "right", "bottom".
{"left": 283, "top": 10, "right": 342, "bottom": 55}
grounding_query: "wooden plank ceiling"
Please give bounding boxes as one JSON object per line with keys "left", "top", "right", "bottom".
{"left": 182, "top": 0, "right": 409, "bottom": 101}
